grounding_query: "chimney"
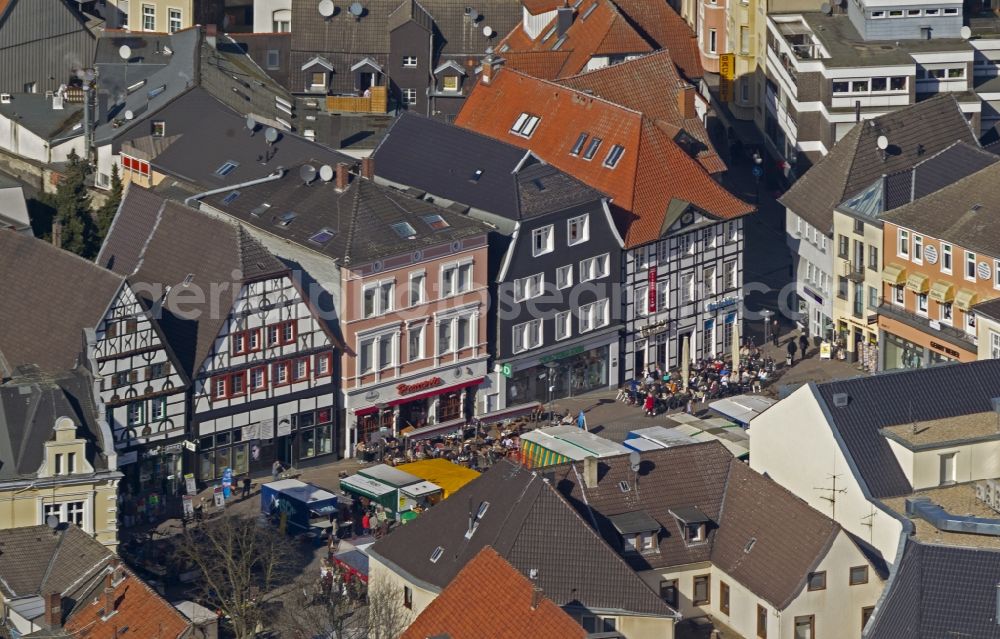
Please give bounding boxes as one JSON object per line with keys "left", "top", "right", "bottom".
{"left": 556, "top": 6, "right": 574, "bottom": 37}
{"left": 205, "top": 24, "right": 218, "bottom": 50}
{"left": 481, "top": 48, "right": 501, "bottom": 85}
{"left": 335, "top": 162, "right": 349, "bottom": 190}
{"left": 44, "top": 592, "right": 61, "bottom": 627}
{"left": 102, "top": 572, "right": 115, "bottom": 617}
{"left": 52, "top": 220, "right": 63, "bottom": 248}
{"left": 677, "top": 82, "right": 695, "bottom": 119}
{"left": 361, "top": 156, "right": 375, "bottom": 180}
{"left": 583, "top": 455, "right": 598, "bottom": 489}
{"left": 530, "top": 586, "right": 544, "bottom": 610}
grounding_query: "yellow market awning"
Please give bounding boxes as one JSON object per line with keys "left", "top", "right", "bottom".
{"left": 929, "top": 281, "right": 954, "bottom": 303}
{"left": 906, "top": 272, "right": 929, "bottom": 294}
{"left": 956, "top": 289, "right": 979, "bottom": 311}
{"left": 882, "top": 263, "right": 907, "bottom": 285}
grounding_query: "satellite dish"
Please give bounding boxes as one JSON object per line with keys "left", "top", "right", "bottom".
{"left": 319, "top": 164, "right": 334, "bottom": 181}
{"left": 819, "top": 2, "right": 831, "bottom": 14}
{"left": 483, "top": 25, "right": 494, "bottom": 37}
{"left": 124, "top": 109, "right": 134, "bottom": 121}
{"left": 264, "top": 127, "right": 279, "bottom": 144}
{"left": 469, "top": 10, "right": 480, "bottom": 21}
{"left": 876, "top": 135, "right": 889, "bottom": 150}
{"left": 349, "top": 2, "right": 364, "bottom": 17}
{"left": 245, "top": 115, "right": 257, "bottom": 132}
{"left": 46, "top": 515, "right": 59, "bottom": 529}
{"left": 961, "top": 25, "right": 972, "bottom": 39}
{"left": 629, "top": 451, "right": 641, "bottom": 472}
{"left": 119, "top": 45, "right": 132, "bottom": 61}
{"left": 300, "top": 164, "right": 317, "bottom": 184}
{"left": 318, "top": 0, "right": 335, "bottom": 17}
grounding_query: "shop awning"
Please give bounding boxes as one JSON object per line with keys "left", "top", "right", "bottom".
{"left": 476, "top": 402, "right": 543, "bottom": 424}
{"left": 929, "top": 280, "right": 954, "bottom": 303}
{"left": 340, "top": 474, "right": 394, "bottom": 500}
{"left": 403, "top": 417, "right": 467, "bottom": 440}
{"left": 882, "top": 263, "right": 907, "bottom": 285}
{"left": 353, "top": 378, "right": 484, "bottom": 415}
{"left": 956, "top": 288, "right": 979, "bottom": 311}
{"left": 905, "top": 272, "right": 929, "bottom": 294}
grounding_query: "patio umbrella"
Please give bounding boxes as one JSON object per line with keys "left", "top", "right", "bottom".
{"left": 732, "top": 319, "right": 741, "bottom": 370}
{"left": 681, "top": 335, "right": 690, "bottom": 387}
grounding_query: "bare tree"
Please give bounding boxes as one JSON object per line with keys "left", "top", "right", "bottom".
{"left": 365, "top": 576, "right": 414, "bottom": 639}
{"left": 175, "top": 515, "right": 300, "bottom": 639}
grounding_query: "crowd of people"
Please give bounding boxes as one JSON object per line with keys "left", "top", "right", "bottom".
{"left": 617, "top": 339, "right": 777, "bottom": 417}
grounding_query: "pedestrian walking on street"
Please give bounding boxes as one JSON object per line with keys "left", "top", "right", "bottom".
{"left": 772, "top": 319, "right": 779, "bottom": 346}
{"left": 799, "top": 334, "right": 809, "bottom": 357}
{"left": 241, "top": 475, "right": 251, "bottom": 499}
{"left": 786, "top": 339, "right": 797, "bottom": 365}
{"left": 272, "top": 460, "right": 283, "bottom": 482}
{"left": 362, "top": 512, "right": 371, "bottom": 536}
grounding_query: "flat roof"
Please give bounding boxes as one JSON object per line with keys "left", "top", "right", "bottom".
{"left": 710, "top": 395, "right": 776, "bottom": 425}
{"left": 881, "top": 412, "right": 1000, "bottom": 449}
{"left": 263, "top": 479, "right": 338, "bottom": 504}
{"left": 358, "top": 464, "right": 423, "bottom": 487}
{"left": 882, "top": 483, "right": 1000, "bottom": 549}
{"left": 522, "top": 425, "right": 630, "bottom": 458}
{"left": 401, "top": 480, "right": 443, "bottom": 498}
{"left": 341, "top": 474, "right": 396, "bottom": 497}
{"left": 627, "top": 425, "right": 700, "bottom": 448}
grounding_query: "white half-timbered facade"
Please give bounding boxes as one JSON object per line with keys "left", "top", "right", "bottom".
{"left": 624, "top": 213, "right": 746, "bottom": 379}
{"left": 191, "top": 275, "right": 338, "bottom": 482}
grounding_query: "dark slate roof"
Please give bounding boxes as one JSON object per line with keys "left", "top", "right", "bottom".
{"left": 202, "top": 167, "right": 491, "bottom": 266}
{"left": 103, "top": 188, "right": 287, "bottom": 377}
{"left": 96, "top": 184, "right": 167, "bottom": 275}
{"left": 0, "top": 93, "right": 82, "bottom": 142}
{"left": 0, "top": 233, "right": 123, "bottom": 375}
{"left": 0, "top": 367, "right": 108, "bottom": 481}
{"left": 368, "top": 459, "right": 676, "bottom": 618}
{"left": 0, "top": 524, "right": 112, "bottom": 600}
{"left": 884, "top": 141, "right": 999, "bottom": 210}
{"left": 867, "top": 541, "right": 1000, "bottom": 639}
{"left": 973, "top": 297, "right": 1000, "bottom": 322}
{"left": 373, "top": 112, "right": 604, "bottom": 224}
{"left": 200, "top": 34, "right": 297, "bottom": 127}
{"left": 881, "top": 162, "right": 1000, "bottom": 258}
{"left": 814, "top": 360, "right": 1000, "bottom": 499}
{"left": 550, "top": 442, "right": 848, "bottom": 610}
{"left": 780, "top": 94, "right": 977, "bottom": 233}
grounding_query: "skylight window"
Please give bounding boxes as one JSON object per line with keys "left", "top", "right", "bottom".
{"left": 309, "top": 228, "right": 336, "bottom": 245}
{"left": 182, "top": 273, "right": 194, "bottom": 286}
{"left": 222, "top": 190, "right": 241, "bottom": 205}
{"left": 552, "top": 35, "right": 568, "bottom": 51}
{"left": 430, "top": 546, "right": 444, "bottom": 563}
{"left": 277, "top": 212, "right": 297, "bottom": 226}
{"left": 510, "top": 113, "right": 540, "bottom": 138}
{"left": 215, "top": 161, "right": 239, "bottom": 177}
{"left": 583, "top": 137, "right": 603, "bottom": 160}
{"left": 147, "top": 84, "right": 166, "bottom": 99}
{"left": 603, "top": 144, "right": 625, "bottom": 168}
{"left": 619, "top": 480, "right": 631, "bottom": 492}
{"left": 392, "top": 221, "right": 417, "bottom": 238}
{"left": 422, "top": 214, "right": 450, "bottom": 230}
{"left": 542, "top": 26, "right": 557, "bottom": 41}
{"left": 250, "top": 203, "right": 271, "bottom": 217}
{"left": 476, "top": 501, "right": 490, "bottom": 518}
{"left": 582, "top": 2, "right": 597, "bottom": 19}
{"left": 570, "top": 132, "right": 589, "bottom": 156}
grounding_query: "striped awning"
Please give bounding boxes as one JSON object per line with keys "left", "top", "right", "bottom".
{"left": 905, "top": 272, "right": 929, "bottom": 294}
{"left": 929, "top": 280, "right": 954, "bottom": 303}
{"left": 956, "top": 289, "right": 978, "bottom": 311}
{"left": 520, "top": 440, "right": 570, "bottom": 470}
{"left": 882, "top": 263, "right": 907, "bottom": 285}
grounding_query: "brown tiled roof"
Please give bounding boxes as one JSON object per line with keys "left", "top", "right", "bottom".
{"left": 550, "top": 442, "right": 853, "bottom": 610}
{"left": 455, "top": 68, "right": 752, "bottom": 247}
{"left": 611, "top": 0, "right": 702, "bottom": 79}
{"left": 401, "top": 547, "right": 587, "bottom": 639}
{"left": 0, "top": 232, "right": 123, "bottom": 375}
{"left": 557, "top": 50, "right": 723, "bottom": 173}
{"left": 502, "top": 50, "right": 572, "bottom": 79}
{"left": 521, "top": 0, "right": 565, "bottom": 13}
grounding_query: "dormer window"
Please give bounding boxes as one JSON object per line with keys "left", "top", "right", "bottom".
{"left": 669, "top": 506, "right": 712, "bottom": 546}
{"left": 608, "top": 511, "right": 661, "bottom": 555}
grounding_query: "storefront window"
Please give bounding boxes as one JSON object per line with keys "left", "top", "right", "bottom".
{"left": 300, "top": 429, "right": 316, "bottom": 458}
{"left": 318, "top": 425, "right": 333, "bottom": 454}
{"left": 506, "top": 345, "right": 609, "bottom": 405}
{"left": 233, "top": 443, "right": 249, "bottom": 474}
{"left": 200, "top": 451, "right": 214, "bottom": 480}
{"left": 438, "top": 391, "right": 462, "bottom": 422}
{"left": 214, "top": 448, "right": 231, "bottom": 477}
{"left": 884, "top": 333, "right": 924, "bottom": 370}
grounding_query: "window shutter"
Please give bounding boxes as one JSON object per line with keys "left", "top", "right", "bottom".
{"left": 129, "top": 370, "right": 138, "bottom": 384}
{"left": 164, "top": 362, "right": 172, "bottom": 375}
{"left": 107, "top": 322, "right": 118, "bottom": 338}
{"left": 144, "top": 366, "right": 152, "bottom": 381}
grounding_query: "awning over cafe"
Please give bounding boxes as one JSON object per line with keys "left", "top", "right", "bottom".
{"left": 882, "top": 263, "right": 907, "bottom": 285}
{"left": 905, "top": 272, "right": 929, "bottom": 294}
{"left": 475, "top": 402, "right": 542, "bottom": 424}
{"left": 929, "top": 280, "right": 954, "bottom": 303}
{"left": 402, "top": 417, "right": 467, "bottom": 441}
{"left": 956, "top": 288, "right": 979, "bottom": 311}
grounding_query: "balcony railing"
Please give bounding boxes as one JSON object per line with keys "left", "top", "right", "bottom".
{"left": 326, "top": 85, "right": 388, "bottom": 114}
{"left": 841, "top": 260, "right": 865, "bottom": 283}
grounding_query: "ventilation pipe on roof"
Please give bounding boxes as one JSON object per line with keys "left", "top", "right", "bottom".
{"left": 336, "top": 162, "right": 350, "bottom": 190}
{"left": 361, "top": 156, "right": 375, "bottom": 180}
{"left": 530, "top": 586, "right": 544, "bottom": 610}
{"left": 183, "top": 168, "right": 287, "bottom": 208}
{"left": 583, "top": 455, "right": 598, "bottom": 489}
{"left": 906, "top": 497, "right": 1000, "bottom": 536}
{"left": 556, "top": 5, "right": 574, "bottom": 37}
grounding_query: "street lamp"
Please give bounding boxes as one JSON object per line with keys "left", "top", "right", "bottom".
{"left": 752, "top": 150, "right": 763, "bottom": 204}
{"left": 544, "top": 362, "right": 559, "bottom": 423}
{"left": 762, "top": 309, "right": 773, "bottom": 346}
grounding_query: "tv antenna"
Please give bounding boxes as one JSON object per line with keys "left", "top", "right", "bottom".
{"left": 46, "top": 514, "right": 59, "bottom": 529}
{"left": 299, "top": 164, "right": 317, "bottom": 185}
{"left": 120, "top": 44, "right": 132, "bottom": 94}
{"left": 124, "top": 109, "right": 134, "bottom": 121}
{"left": 814, "top": 473, "right": 847, "bottom": 519}
{"left": 319, "top": 164, "right": 334, "bottom": 182}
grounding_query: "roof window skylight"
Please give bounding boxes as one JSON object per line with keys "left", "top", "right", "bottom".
{"left": 215, "top": 161, "right": 239, "bottom": 177}
{"left": 542, "top": 26, "right": 557, "bottom": 41}
{"left": 476, "top": 501, "right": 490, "bottom": 519}
{"left": 222, "top": 190, "right": 241, "bottom": 205}
{"left": 430, "top": 546, "right": 444, "bottom": 563}
{"left": 582, "top": 2, "right": 598, "bottom": 19}
{"left": 250, "top": 203, "right": 271, "bottom": 217}
{"left": 422, "top": 214, "right": 450, "bottom": 230}
{"left": 471, "top": 168, "right": 484, "bottom": 183}
{"left": 309, "top": 228, "right": 336, "bottom": 245}
{"left": 277, "top": 212, "right": 297, "bottom": 226}
{"left": 570, "top": 132, "right": 588, "bottom": 156}
{"left": 510, "top": 113, "right": 540, "bottom": 138}
{"left": 392, "top": 221, "right": 417, "bottom": 238}
{"left": 552, "top": 35, "right": 568, "bottom": 51}
{"left": 583, "top": 137, "right": 603, "bottom": 160}
{"left": 147, "top": 85, "right": 166, "bottom": 99}
{"left": 603, "top": 144, "right": 625, "bottom": 168}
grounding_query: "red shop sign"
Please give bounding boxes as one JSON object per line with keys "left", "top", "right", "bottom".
{"left": 647, "top": 264, "right": 658, "bottom": 314}
{"left": 397, "top": 376, "right": 443, "bottom": 396}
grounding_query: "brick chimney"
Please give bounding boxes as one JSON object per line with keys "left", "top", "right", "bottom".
{"left": 44, "top": 592, "right": 61, "bottom": 627}
{"left": 583, "top": 455, "right": 598, "bottom": 489}
{"left": 361, "top": 156, "right": 375, "bottom": 180}
{"left": 530, "top": 586, "right": 544, "bottom": 610}
{"left": 102, "top": 572, "right": 115, "bottom": 619}
{"left": 480, "top": 49, "right": 502, "bottom": 86}
{"left": 335, "top": 162, "right": 350, "bottom": 191}
{"left": 677, "top": 82, "right": 695, "bottom": 120}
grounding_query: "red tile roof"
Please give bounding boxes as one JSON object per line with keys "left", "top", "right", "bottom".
{"left": 455, "top": 68, "right": 753, "bottom": 247}
{"left": 401, "top": 546, "right": 587, "bottom": 639}
{"left": 611, "top": 0, "right": 703, "bottom": 79}
{"left": 557, "top": 49, "right": 724, "bottom": 173}
{"left": 521, "top": 0, "right": 565, "bottom": 14}
{"left": 63, "top": 567, "right": 191, "bottom": 639}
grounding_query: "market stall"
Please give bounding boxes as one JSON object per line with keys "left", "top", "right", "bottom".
{"left": 260, "top": 479, "right": 338, "bottom": 535}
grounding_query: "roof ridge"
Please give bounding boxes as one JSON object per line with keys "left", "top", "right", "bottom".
{"left": 342, "top": 179, "right": 363, "bottom": 265}
{"left": 38, "top": 526, "right": 69, "bottom": 595}
{"left": 502, "top": 67, "right": 646, "bottom": 119}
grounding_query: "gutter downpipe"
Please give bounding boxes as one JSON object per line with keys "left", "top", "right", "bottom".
{"left": 183, "top": 167, "right": 287, "bottom": 208}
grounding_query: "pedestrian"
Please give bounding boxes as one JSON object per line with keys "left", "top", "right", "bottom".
{"left": 799, "top": 333, "right": 809, "bottom": 357}
{"left": 241, "top": 475, "right": 251, "bottom": 499}
{"left": 772, "top": 319, "right": 779, "bottom": 346}
{"left": 787, "top": 339, "right": 797, "bottom": 365}
{"left": 644, "top": 392, "right": 655, "bottom": 417}
{"left": 272, "top": 460, "right": 283, "bottom": 482}
{"left": 362, "top": 512, "right": 371, "bottom": 536}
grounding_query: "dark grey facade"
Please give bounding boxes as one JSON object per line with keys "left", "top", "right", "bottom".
{"left": 0, "top": 0, "right": 96, "bottom": 94}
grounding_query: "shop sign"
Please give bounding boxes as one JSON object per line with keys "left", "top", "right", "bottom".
{"left": 184, "top": 473, "right": 197, "bottom": 495}
{"left": 364, "top": 389, "right": 381, "bottom": 402}
{"left": 925, "top": 244, "right": 938, "bottom": 264}
{"left": 930, "top": 340, "right": 961, "bottom": 359}
{"left": 243, "top": 423, "right": 261, "bottom": 440}
{"left": 260, "top": 418, "right": 275, "bottom": 439}
{"left": 641, "top": 319, "right": 670, "bottom": 338}
{"left": 647, "top": 265, "right": 658, "bottom": 313}
{"left": 118, "top": 450, "right": 138, "bottom": 466}
{"left": 979, "top": 261, "right": 993, "bottom": 280}
{"left": 820, "top": 341, "right": 832, "bottom": 359}
{"left": 277, "top": 417, "right": 292, "bottom": 437}
{"left": 719, "top": 53, "right": 735, "bottom": 102}
{"left": 706, "top": 297, "right": 739, "bottom": 312}
{"left": 164, "top": 442, "right": 183, "bottom": 454}
{"left": 183, "top": 440, "right": 197, "bottom": 452}
{"left": 867, "top": 314, "right": 878, "bottom": 326}
{"left": 540, "top": 345, "right": 585, "bottom": 365}
{"left": 499, "top": 363, "right": 513, "bottom": 378}
{"left": 182, "top": 495, "right": 194, "bottom": 518}
{"left": 398, "top": 376, "right": 443, "bottom": 396}
{"left": 213, "top": 487, "right": 225, "bottom": 508}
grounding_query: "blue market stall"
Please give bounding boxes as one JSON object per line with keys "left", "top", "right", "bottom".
{"left": 260, "top": 479, "right": 339, "bottom": 534}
